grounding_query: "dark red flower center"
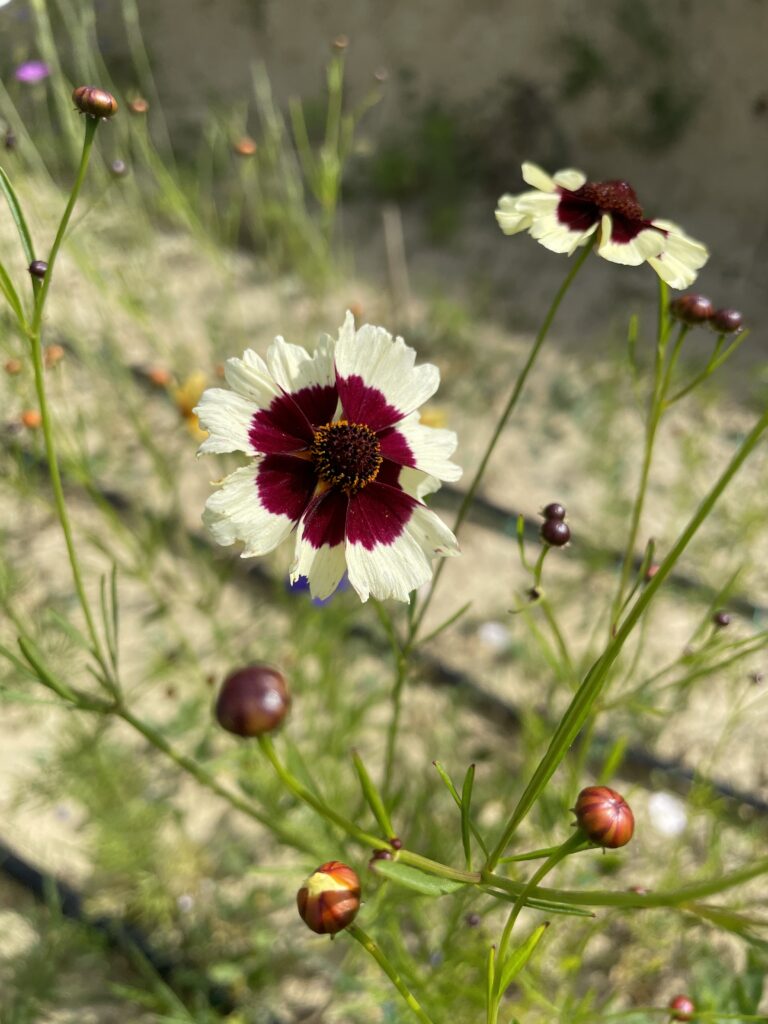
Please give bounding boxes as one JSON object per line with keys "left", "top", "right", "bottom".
{"left": 311, "top": 420, "right": 382, "bottom": 495}
{"left": 572, "top": 179, "right": 644, "bottom": 221}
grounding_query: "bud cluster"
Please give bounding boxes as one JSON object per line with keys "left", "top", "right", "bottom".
{"left": 670, "top": 294, "right": 743, "bottom": 333}
{"left": 540, "top": 502, "right": 570, "bottom": 547}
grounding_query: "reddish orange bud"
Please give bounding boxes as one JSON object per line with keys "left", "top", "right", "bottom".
{"left": 128, "top": 97, "right": 149, "bottom": 115}
{"left": 4, "top": 358, "right": 22, "bottom": 375}
{"left": 146, "top": 366, "right": 172, "bottom": 388}
{"left": 669, "top": 994, "right": 695, "bottom": 1021}
{"left": 574, "top": 786, "right": 634, "bottom": 848}
{"left": 72, "top": 86, "right": 118, "bottom": 119}
{"left": 44, "top": 344, "right": 65, "bottom": 368}
{"left": 21, "top": 409, "right": 42, "bottom": 429}
{"left": 215, "top": 665, "right": 290, "bottom": 737}
{"left": 297, "top": 861, "right": 360, "bottom": 934}
{"left": 233, "top": 136, "right": 257, "bottom": 157}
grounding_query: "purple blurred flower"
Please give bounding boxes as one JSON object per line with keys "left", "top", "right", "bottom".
{"left": 15, "top": 60, "right": 50, "bottom": 84}
{"left": 288, "top": 574, "right": 349, "bottom": 606}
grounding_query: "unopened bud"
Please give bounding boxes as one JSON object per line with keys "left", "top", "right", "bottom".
{"left": 541, "top": 502, "right": 566, "bottom": 521}
{"left": 110, "top": 159, "right": 128, "bottom": 178}
{"left": 72, "top": 86, "right": 118, "bottom": 119}
{"left": 21, "top": 409, "right": 42, "bottom": 429}
{"left": 332, "top": 34, "right": 349, "bottom": 51}
{"left": 128, "top": 97, "right": 149, "bottom": 115}
{"left": 669, "top": 994, "right": 695, "bottom": 1021}
{"left": 297, "top": 861, "right": 361, "bottom": 934}
{"left": 44, "top": 344, "right": 65, "bottom": 368}
{"left": 669, "top": 294, "right": 713, "bottom": 324}
{"left": 710, "top": 308, "right": 743, "bottom": 334}
{"left": 540, "top": 518, "right": 570, "bottom": 547}
{"left": 4, "top": 358, "right": 22, "bottom": 375}
{"left": 233, "top": 136, "right": 257, "bottom": 157}
{"left": 573, "top": 786, "right": 634, "bottom": 848}
{"left": 215, "top": 665, "right": 290, "bottom": 737}
{"left": 28, "top": 260, "right": 47, "bottom": 280}
{"left": 713, "top": 609, "right": 731, "bottom": 628}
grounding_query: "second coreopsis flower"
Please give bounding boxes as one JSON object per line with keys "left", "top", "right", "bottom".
{"left": 496, "top": 162, "right": 708, "bottom": 289}
{"left": 195, "top": 313, "right": 461, "bottom": 602}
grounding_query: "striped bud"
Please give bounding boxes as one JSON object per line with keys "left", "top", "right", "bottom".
{"left": 573, "top": 786, "right": 634, "bottom": 848}
{"left": 297, "top": 861, "right": 360, "bottom": 934}
{"left": 72, "top": 86, "right": 118, "bottom": 119}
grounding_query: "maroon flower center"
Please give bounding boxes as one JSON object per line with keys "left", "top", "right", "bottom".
{"left": 573, "top": 179, "right": 644, "bottom": 221}
{"left": 311, "top": 420, "right": 383, "bottom": 495}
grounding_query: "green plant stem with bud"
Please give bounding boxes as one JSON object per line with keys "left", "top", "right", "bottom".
{"left": 382, "top": 238, "right": 596, "bottom": 797}
{"left": 25, "top": 114, "right": 116, "bottom": 692}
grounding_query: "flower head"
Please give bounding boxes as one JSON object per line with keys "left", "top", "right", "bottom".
{"left": 195, "top": 313, "right": 460, "bottom": 602}
{"left": 15, "top": 60, "right": 50, "bottom": 84}
{"left": 496, "top": 162, "right": 708, "bottom": 289}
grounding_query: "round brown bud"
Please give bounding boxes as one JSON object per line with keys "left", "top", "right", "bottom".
{"left": 541, "top": 502, "right": 566, "bottom": 521}
{"left": 28, "top": 260, "right": 47, "bottom": 280}
{"left": 4, "top": 358, "right": 22, "bottom": 376}
{"left": 44, "top": 344, "right": 65, "bottom": 368}
{"left": 332, "top": 34, "right": 349, "bottom": 51}
{"left": 669, "top": 994, "right": 695, "bottom": 1021}
{"left": 233, "top": 136, "right": 257, "bottom": 157}
{"left": 21, "top": 409, "right": 42, "bottom": 429}
{"left": 128, "top": 97, "right": 149, "bottom": 115}
{"left": 146, "top": 366, "right": 172, "bottom": 388}
{"left": 297, "top": 861, "right": 360, "bottom": 934}
{"left": 573, "top": 786, "right": 635, "bottom": 848}
{"left": 710, "top": 308, "right": 743, "bottom": 334}
{"left": 215, "top": 665, "right": 290, "bottom": 737}
{"left": 110, "top": 159, "right": 128, "bottom": 178}
{"left": 713, "top": 610, "right": 731, "bottom": 628}
{"left": 669, "top": 294, "right": 714, "bottom": 325}
{"left": 72, "top": 86, "right": 118, "bottom": 119}
{"left": 368, "top": 849, "right": 392, "bottom": 869}
{"left": 540, "top": 518, "right": 570, "bottom": 547}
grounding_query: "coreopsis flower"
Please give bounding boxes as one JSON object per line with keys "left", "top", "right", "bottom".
{"left": 195, "top": 313, "right": 460, "bottom": 602}
{"left": 496, "top": 162, "right": 708, "bottom": 289}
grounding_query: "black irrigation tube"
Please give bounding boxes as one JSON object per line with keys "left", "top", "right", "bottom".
{"left": 2, "top": 432, "right": 768, "bottom": 1014}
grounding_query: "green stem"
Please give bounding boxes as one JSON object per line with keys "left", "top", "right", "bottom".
{"left": 411, "top": 239, "right": 595, "bottom": 643}
{"left": 27, "top": 115, "right": 112, "bottom": 683}
{"left": 383, "top": 648, "right": 409, "bottom": 799}
{"left": 485, "top": 402, "right": 768, "bottom": 869}
{"left": 258, "top": 735, "right": 386, "bottom": 850}
{"left": 347, "top": 925, "right": 436, "bottom": 1024}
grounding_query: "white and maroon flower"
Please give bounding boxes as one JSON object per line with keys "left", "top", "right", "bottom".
{"left": 195, "top": 313, "right": 461, "bottom": 602}
{"left": 495, "top": 162, "right": 708, "bottom": 289}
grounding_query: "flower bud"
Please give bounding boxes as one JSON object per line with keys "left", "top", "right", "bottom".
{"left": 128, "top": 96, "right": 149, "bottom": 115}
{"left": 110, "top": 159, "right": 128, "bottom": 178}
{"left": 541, "top": 502, "right": 566, "bottom": 521}
{"left": 573, "top": 786, "right": 634, "bottom": 848}
{"left": 72, "top": 86, "right": 118, "bottom": 119}
{"left": 44, "top": 344, "right": 65, "bottom": 368}
{"left": 4, "top": 358, "right": 22, "bottom": 376}
{"left": 710, "top": 308, "right": 743, "bottom": 334}
{"left": 233, "top": 136, "right": 257, "bottom": 157}
{"left": 28, "top": 260, "right": 47, "bottom": 280}
{"left": 332, "top": 34, "right": 349, "bottom": 51}
{"left": 540, "top": 518, "right": 570, "bottom": 547}
{"left": 215, "top": 665, "right": 290, "bottom": 737}
{"left": 21, "top": 409, "right": 42, "bottom": 429}
{"left": 713, "top": 609, "right": 731, "bottom": 628}
{"left": 297, "top": 861, "right": 361, "bottom": 934}
{"left": 669, "top": 994, "right": 695, "bottom": 1021}
{"left": 669, "top": 294, "right": 713, "bottom": 324}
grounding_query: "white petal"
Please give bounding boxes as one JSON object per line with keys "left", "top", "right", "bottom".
{"left": 647, "top": 219, "right": 709, "bottom": 289}
{"left": 334, "top": 311, "right": 440, "bottom": 421}
{"left": 529, "top": 210, "right": 597, "bottom": 254}
{"left": 202, "top": 464, "right": 297, "bottom": 557}
{"left": 552, "top": 168, "right": 587, "bottom": 191}
{"left": 521, "top": 162, "right": 557, "bottom": 192}
{"left": 514, "top": 191, "right": 561, "bottom": 217}
{"left": 194, "top": 387, "right": 258, "bottom": 455}
{"left": 223, "top": 348, "right": 280, "bottom": 406}
{"left": 346, "top": 504, "right": 459, "bottom": 603}
{"left": 394, "top": 415, "right": 461, "bottom": 482}
{"left": 290, "top": 534, "right": 347, "bottom": 601}
{"left": 597, "top": 215, "right": 665, "bottom": 266}
{"left": 495, "top": 194, "right": 533, "bottom": 235}
{"left": 266, "top": 333, "right": 335, "bottom": 395}
{"left": 398, "top": 466, "right": 441, "bottom": 500}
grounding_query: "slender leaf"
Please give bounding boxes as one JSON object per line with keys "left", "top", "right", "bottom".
{"left": 481, "top": 887, "right": 595, "bottom": 918}
{"left": 0, "top": 165, "right": 35, "bottom": 265}
{"left": 0, "top": 259, "right": 24, "bottom": 324}
{"left": 351, "top": 748, "right": 393, "bottom": 838}
{"left": 371, "top": 860, "right": 466, "bottom": 896}
{"left": 433, "top": 761, "right": 489, "bottom": 856}
{"left": 460, "top": 763, "right": 475, "bottom": 870}
{"left": 497, "top": 922, "right": 549, "bottom": 995}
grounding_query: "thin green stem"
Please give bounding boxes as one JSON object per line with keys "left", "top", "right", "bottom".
{"left": 411, "top": 240, "right": 595, "bottom": 642}
{"left": 347, "top": 924, "right": 436, "bottom": 1024}
{"left": 383, "top": 649, "right": 409, "bottom": 800}
{"left": 27, "top": 116, "right": 113, "bottom": 684}
{"left": 485, "top": 402, "right": 768, "bottom": 869}
{"left": 258, "top": 735, "right": 386, "bottom": 850}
